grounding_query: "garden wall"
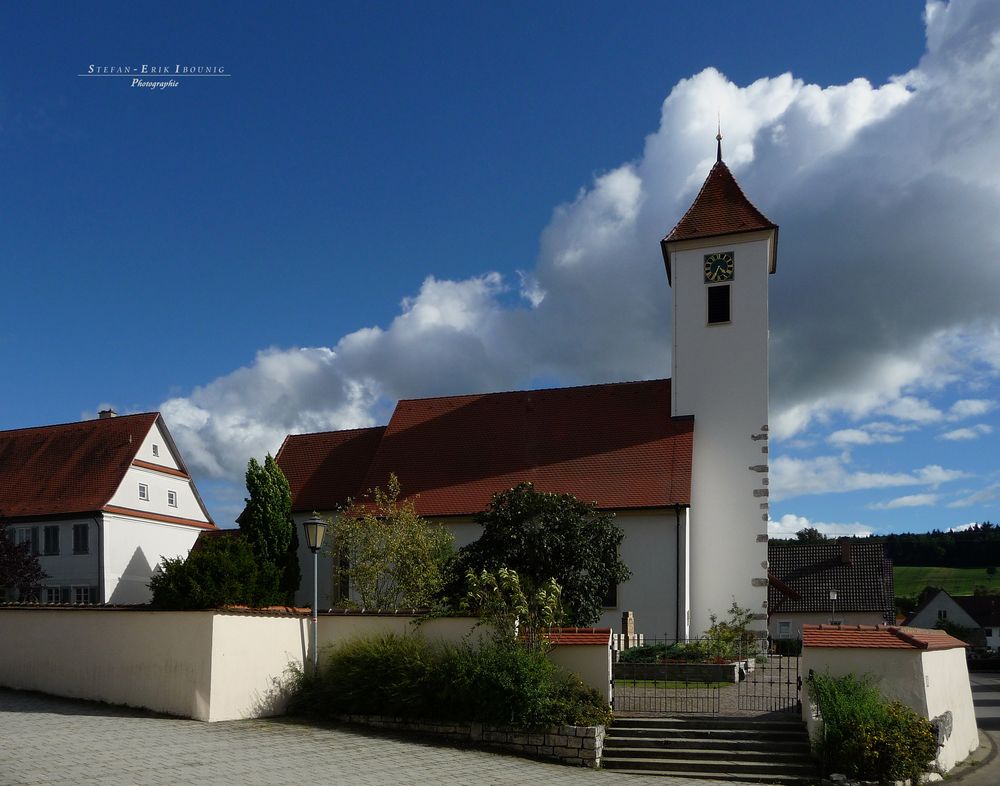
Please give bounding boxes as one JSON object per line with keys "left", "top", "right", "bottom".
{"left": 334, "top": 715, "right": 604, "bottom": 767}
{"left": 0, "top": 607, "right": 611, "bottom": 722}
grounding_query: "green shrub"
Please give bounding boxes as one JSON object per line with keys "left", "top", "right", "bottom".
{"left": 288, "top": 633, "right": 611, "bottom": 728}
{"left": 148, "top": 535, "right": 283, "bottom": 610}
{"left": 808, "top": 672, "right": 937, "bottom": 783}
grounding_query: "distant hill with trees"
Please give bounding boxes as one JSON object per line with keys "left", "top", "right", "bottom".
{"left": 788, "top": 522, "right": 1000, "bottom": 568}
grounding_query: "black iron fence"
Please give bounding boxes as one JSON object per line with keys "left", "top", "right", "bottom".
{"left": 611, "top": 635, "right": 801, "bottom": 716}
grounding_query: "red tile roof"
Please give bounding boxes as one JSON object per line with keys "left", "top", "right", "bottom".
{"left": 663, "top": 160, "right": 777, "bottom": 244}
{"left": 803, "top": 624, "right": 968, "bottom": 651}
{"left": 276, "top": 427, "right": 387, "bottom": 513}
{"left": 0, "top": 414, "right": 158, "bottom": 519}
{"left": 277, "top": 380, "right": 693, "bottom": 516}
{"left": 545, "top": 627, "right": 612, "bottom": 646}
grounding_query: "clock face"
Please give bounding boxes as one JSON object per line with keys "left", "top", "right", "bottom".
{"left": 704, "top": 251, "right": 735, "bottom": 283}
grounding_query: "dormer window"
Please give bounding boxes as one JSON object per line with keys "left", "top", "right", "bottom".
{"left": 152, "top": 444, "right": 159, "bottom": 457}
{"left": 139, "top": 483, "right": 149, "bottom": 501}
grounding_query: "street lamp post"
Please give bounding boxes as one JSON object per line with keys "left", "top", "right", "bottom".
{"left": 829, "top": 588, "right": 839, "bottom": 625}
{"left": 302, "top": 517, "right": 327, "bottom": 676}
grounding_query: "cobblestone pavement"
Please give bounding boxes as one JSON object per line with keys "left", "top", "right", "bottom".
{"left": 0, "top": 689, "right": 767, "bottom": 786}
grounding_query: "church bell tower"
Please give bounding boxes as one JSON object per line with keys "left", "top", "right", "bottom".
{"left": 661, "top": 136, "right": 778, "bottom": 637}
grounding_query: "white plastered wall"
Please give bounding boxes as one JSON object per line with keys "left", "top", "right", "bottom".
{"left": 102, "top": 513, "right": 204, "bottom": 604}
{"left": 548, "top": 641, "right": 613, "bottom": 704}
{"left": 669, "top": 231, "right": 773, "bottom": 636}
{"left": 135, "top": 420, "right": 181, "bottom": 470}
{"left": 106, "top": 465, "right": 209, "bottom": 523}
{"left": 921, "top": 648, "right": 979, "bottom": 771}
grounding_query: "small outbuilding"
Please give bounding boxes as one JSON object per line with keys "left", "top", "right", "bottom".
{"left": 802, "top": 623, "right": 978, "bottom": 773}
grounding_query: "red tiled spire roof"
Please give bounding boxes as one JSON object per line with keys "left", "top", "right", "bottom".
{"left": 660, "top": 158, "right": 778, "bottom": 285}
{"left": 277, "top": 379, "right": 693, "bottom": 517}
{"left": 803, "top": 624, "right": 968, "bottom": 651}
{"left": 664, "top": 160, "right": 777, "bottom": 244}
{"left": 0, "top": 413, "right": 156, "bottom": 519}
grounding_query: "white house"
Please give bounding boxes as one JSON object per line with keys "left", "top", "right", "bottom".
{"left": 279, "top": 142, "right": 776, "bottom": 639}
{"left": 907, "top": 589, "right": 1000, "bottom": 650}
{"left": 0, "top": 410, "right": 215, "bottom": 604}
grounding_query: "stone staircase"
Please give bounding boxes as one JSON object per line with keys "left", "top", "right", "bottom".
{"left": 602, "top": 716, "right": 820, "bottom": 784}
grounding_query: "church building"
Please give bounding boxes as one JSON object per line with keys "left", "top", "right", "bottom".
{"left": 277, "top": 141, "right": 778, "bottom": 639}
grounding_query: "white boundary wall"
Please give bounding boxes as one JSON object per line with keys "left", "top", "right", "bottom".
{"left": 803, "top": 644, "right": 978, "bottom": 772}
{"left": 0, "top": 609, "right": 610, "bottom": 722}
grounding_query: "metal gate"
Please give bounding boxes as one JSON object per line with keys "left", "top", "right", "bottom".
{"left": 612, "top": 635, "right": 800, "bottom": 716}
{"left": 734, "top": 635, "right": 802, "bottom": 715}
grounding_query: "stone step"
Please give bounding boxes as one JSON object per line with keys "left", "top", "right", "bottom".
{"left": 608, "top": 725, "right": 810, "bottom": 742}
{"left": 603, "top": 741, "right": 812, "bottom": 759}
{"left": 604, "top": 735, "right": 810, "bottom": 753}
{"left": 611, "top": 715, "right": 806, "bottom": 732}
{"left": 602, "top": 753, "right": 817, "bottom": 774}
{"left": 600, "top": 763, "right": 819, "bottom": 785}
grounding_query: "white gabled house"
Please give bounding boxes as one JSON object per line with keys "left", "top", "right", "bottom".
{"left": 0, "top": 410, "right": 215, "bottom": 604}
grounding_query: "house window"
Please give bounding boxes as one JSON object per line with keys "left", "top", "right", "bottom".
{"left": 777, "top": 621, "right": 791, "bottom": 639}
{"left": 44, "top": 586, "right": 61, "bottom": 604}
{"left": 707, "top": 284, "right": 731, "bottom": 324}
{"left": 938, "top": 609, "right": 948, "bottom": 621}
{"left": 152, "top": 444, "right": 159, "bottom": 457}
{"left": 73, "top": 586, "right": 92, "bottom": 604}
{"left": 138, "top": 483, "right": 149, "bottom": 501}
{"left": 43, "top": 525, "right": 60, "bottom": 556}
{"left": 72, "top": 523, "right": 89, "bottom": 555}
{"left": 167, "top": 490, "right": 177, "bottom": 507}
{"left": 15, "top": 527, "right": 39, "bottom": 556}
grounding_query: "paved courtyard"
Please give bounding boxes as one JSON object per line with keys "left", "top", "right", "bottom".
{"left": 0, "top": 689, "right": 760, "bottom": 786}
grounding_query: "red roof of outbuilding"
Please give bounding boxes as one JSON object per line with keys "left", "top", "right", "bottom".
{"left": 277, "top": 379, "right": 693, "bottom": 516}
{"left": 803, "top": 624, "right": 968, "bottom": 651}
{"left": 0, "top": 413, "right": 157, "bottom": 519}
{"left": 545, "top": 627, "right": 612, "bottom": 646}
{"left": 663, "top": 160, "right": 777, "bottom": 244}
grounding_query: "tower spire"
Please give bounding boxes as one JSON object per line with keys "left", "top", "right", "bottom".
{"left": 716, "top": 117, "right": 723, "bottom": 163}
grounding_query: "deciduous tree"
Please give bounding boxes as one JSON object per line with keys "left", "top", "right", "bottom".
{"left": 455, "top": 483, "right": 630, "bottom": 626}
{"left": 0, "top": 521, "right": 46, "bottom": 601}
{"left": 330, "top": 474, "right": 454, "bottom": 609}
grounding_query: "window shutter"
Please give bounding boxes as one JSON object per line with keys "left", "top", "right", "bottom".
{"left": 90, "top": 586, "right": 99, "bottom": 605}
{"left": 61, "top": 586, "right": 71, "bottom": 604}
{"left": 30, "top": 527, "right": 39, "bottom": 556}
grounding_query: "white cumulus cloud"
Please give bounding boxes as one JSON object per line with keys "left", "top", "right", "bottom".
{"left": 151, "top": 0, "right": 1000, "bottom": 498}
{"left": 768, "top": 513, "right": 873, "bottom": 539}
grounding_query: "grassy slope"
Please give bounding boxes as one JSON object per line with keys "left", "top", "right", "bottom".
{"left": 894, "top": 566, "right": 1000, "bottom": 598}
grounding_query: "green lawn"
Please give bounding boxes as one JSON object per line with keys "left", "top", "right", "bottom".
{"left": 894, "top": 566, "right": 1000, "bottom": 598}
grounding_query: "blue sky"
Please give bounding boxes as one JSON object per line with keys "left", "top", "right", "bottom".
{"left": 2, "top": 1, "right": 997, "bottom": 536}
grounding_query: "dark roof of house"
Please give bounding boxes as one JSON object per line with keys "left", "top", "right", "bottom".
{"left": 275, "top": 379, "right": 694, "bottom": 517}
{"left": 0, "top": 413, "right": 158, "bottom": 519}
{"left": 663, "top": 160, "right": 777, "bottom": 244}
{"left": 954, "top": 595, "right": 1000, "bottom": 627}
{"left": 768, "top": 540, "right": 894, "bottom": 618}
{"left": 803, "top": 624, "right": 968, "bottom": 651}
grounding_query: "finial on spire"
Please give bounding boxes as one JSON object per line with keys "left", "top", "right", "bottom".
{"left": 716, "top": 115, "right": 723, "bottom": 163}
